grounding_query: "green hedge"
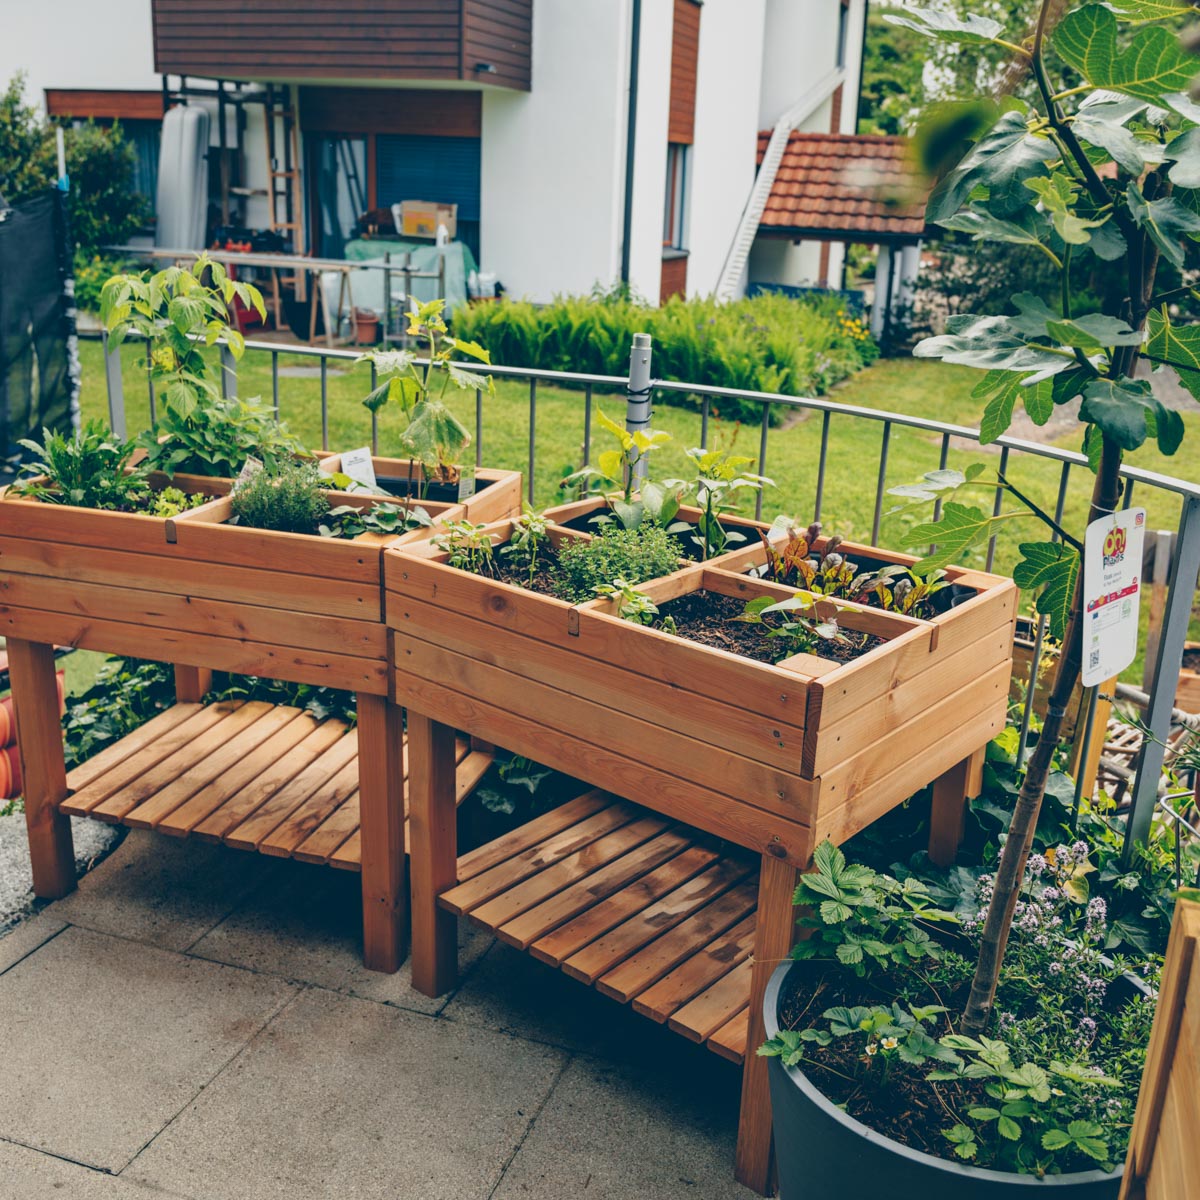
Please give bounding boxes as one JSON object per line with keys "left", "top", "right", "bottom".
{"left": 452, "top": 291, "right": 878, "bottom": 423}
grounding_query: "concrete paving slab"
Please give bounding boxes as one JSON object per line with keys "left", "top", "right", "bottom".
{"left": 0, "top": 1139, "right": 174, "bottom": 1199}
{"left": 441, "top": 941, "right": 664, "bottom": 1056}
{"left": 188, "top": 863, "right": 493, "bottom": 1011}
{"left": 46, "top": 831, "right": 279, "bottom": 953}
{"left": 126, "top": 986, "right": 567, "bottom": 1200}
{"left": 0, "top": 925, "right": 297, "bottom": 1173}
{"left": 0, "top": 910, "right": 67, "bottom": 975}
{"left": 492, "top": 1038, "right": 757, "bottom": 1200}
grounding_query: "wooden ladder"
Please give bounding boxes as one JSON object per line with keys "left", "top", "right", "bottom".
{"left": 264, "top": 85, "right": 306, "bottom": 308}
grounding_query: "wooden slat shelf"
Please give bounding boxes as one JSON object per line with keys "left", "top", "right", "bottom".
{"left": 440, "top": 790, "right": 759, "bottom": 1064}
{"left": 61, "top": 700, "right": 493, "bottom": 870}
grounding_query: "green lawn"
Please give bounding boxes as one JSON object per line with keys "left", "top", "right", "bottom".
{"left": 75, "top": 338, "right": 1200, "bottom": 677}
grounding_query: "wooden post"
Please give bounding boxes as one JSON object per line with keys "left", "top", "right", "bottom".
{"left": 7, "top": 639, "right": 75, "bottom": 898}
{"left": 407, "top": 710, "right": 459, "bottom": 996}
{"left": 173, "top": 665, "right": 212, "bottom": 704}
{"left": 927, "top": 745, "right": 986, "bottom": 868}
{"left": 735, "top": 853, "right": 800, "bottom": 1195}
{"left": 356, "top": 693, "right": 408, "bottom": 973}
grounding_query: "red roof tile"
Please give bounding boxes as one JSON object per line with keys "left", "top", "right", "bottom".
{"left": 757, "top": 132, "right": 928, "bottom": 239}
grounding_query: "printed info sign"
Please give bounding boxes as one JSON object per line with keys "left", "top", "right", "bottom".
{"left": 1082, "top": 507, "right": 1145, "bottom": 687}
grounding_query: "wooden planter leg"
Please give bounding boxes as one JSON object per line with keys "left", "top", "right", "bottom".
{"left": 927, "top": 745, "right": 987, "bottom": 867}
{"left": 735, "top": 853, "right": 801, "bottom": 1196}
{"left": 173, "top": 665, "right": 212, "bottom": 703}
{"left": 356, "top": 693, "right": 408, "bottom": 973}
{"left": 407, "top": 711, "right": 459, "bottom": 997}
{"left": 8, "top": 639, "right": 75, "bottom": 899}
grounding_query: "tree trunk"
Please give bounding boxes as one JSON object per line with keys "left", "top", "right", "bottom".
{"left": 960, "top": 437, "right": 1124, "bottom": 1033}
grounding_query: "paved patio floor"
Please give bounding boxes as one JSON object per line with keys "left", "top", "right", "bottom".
{"left": 0, "top": 830, "right": 760, "bottom": 1199}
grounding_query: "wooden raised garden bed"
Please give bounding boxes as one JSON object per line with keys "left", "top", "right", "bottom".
{"left": 387, "top": 508, "right": 1016, "bottom": 1194}
{"left": 0, "top": 465, "right": 520, "bottom": 973}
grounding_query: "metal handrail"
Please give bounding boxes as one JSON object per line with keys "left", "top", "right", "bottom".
{"left": 98, "top": 328, "right": 1200, "bottom": 863}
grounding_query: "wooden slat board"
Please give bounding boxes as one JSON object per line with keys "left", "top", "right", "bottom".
{"left": 442, "top": 789, "right": 760, "bottom": 1064}
{"left": 60, "top": 702, "right": 492, "bottom": 871}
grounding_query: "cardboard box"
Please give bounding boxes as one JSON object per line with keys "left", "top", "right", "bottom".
{"left": 392, "top": 201, "right": 457, "bottom": 239}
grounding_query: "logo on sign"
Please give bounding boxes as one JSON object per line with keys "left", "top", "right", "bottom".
{"left": 1103, "top": 526, "right": 1127, "bottom": 568}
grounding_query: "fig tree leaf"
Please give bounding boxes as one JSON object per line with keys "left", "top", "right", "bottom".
{"left": 926, "top": 108, "right": 1057, "bottom": 223}
{"left": 883, "top": 7, "right": 1004, "bottom": 45}
{"left": 1127, "top": 182, "right": 1200, "bottom": 270}
{"left": 1105, "top": 0, "right": 1193, "bottom": 20}
{"left": 939, "top": 208, "right": 1048, "bottom": 250}
{"left": 1164, "top": 126, "right": 1200, "bottom": 188}
{"left": 906, "top": 502, "right": 1001, "bottom": 573}
{"left": 1054, "top": 5, "right": 1194, "bottom": 103}
{"left": 1013, "top": 542, "right": 1079, "bottom": 640}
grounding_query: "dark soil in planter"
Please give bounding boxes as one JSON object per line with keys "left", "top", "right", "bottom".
{"left": 1182, "top": 646, "right": 1200, "bottom": 671}
{"left": 482, "top": 544, "right": 565, "bottom": 598}
{"left": 656, "top": 590, "right": 884, "bottom": 665}
{"left": 378, "top": 475, "right": 470, "bottom": 504}
{"left": 776, "top": 958, "right": 974, "bottom": 1158}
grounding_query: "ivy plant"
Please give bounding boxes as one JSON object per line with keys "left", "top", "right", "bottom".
{"left": 886, "top": 0, "right": 1196, "bottom": 1034}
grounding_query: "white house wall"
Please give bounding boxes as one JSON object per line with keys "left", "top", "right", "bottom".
{"left": 688, "top": 0, "right": 766, "bottom": 297}
{"left": 480, "top": 0, "right": 631, "bottom": 300}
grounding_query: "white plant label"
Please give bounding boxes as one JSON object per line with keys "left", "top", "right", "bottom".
{"left": 1082, "top": 506, "right": 1145, "bottom": 687}
{"left": 339, "top": 447, "right": 378, "bottom": 491}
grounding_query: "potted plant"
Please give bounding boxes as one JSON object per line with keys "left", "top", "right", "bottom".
{"left": 759, "top": 1, "right": 1200, "bottom": 1194}
{"left": 760, "top": 840, "right": 1156, "bottom": 1199}
{"left": 358, "top": 297, "right": 519, "bottom": 515}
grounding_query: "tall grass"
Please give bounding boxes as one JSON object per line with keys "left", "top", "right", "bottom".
{"left": 453, "top": 291, "right": 878, "bottom": 422}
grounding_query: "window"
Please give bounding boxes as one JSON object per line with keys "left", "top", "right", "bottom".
{"left": 836, "top": 0, "right": 851, "bottom": 68}
{"left": 663, "top": 143, "right": 689, "bottom": 251}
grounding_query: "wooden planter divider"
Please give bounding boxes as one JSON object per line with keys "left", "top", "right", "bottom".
{"left": 1, "top": 464, "right": 522, "bottom": 973}
{"left": 388, "top": 503, "right": 1017, "bottom": 1194}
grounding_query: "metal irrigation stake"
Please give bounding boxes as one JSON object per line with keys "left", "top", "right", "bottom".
{"left": 626, "top": 332, "right": 653, "bottom": 482}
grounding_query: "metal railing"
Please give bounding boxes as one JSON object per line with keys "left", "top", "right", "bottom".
{"left": 101, "top": 331, "right": 1200, "bottom": 863}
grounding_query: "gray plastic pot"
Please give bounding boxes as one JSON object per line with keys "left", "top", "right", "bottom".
{"left": 764, "top": 962, "right": 1122, "bottom": 1200}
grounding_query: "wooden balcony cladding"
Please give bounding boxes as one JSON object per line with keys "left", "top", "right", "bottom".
{"left": 45, "top": 90, "right": 165, "bottom": 121}
{"left": 151, "top": 0, "right": 532, "bottom": 91}
{"left": 299, "top": 88, "right": 482, "bottom": 137}
{"left": 668, "top": 0, "right": 701, "bottom": 144}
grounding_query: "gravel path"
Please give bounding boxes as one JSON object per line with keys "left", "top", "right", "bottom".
{"left": 0, "top": 811, "right": 122, "bottom": 932}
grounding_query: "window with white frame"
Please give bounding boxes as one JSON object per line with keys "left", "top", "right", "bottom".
{"left": 663, "top": 142, "right": 689, "bottom": 251}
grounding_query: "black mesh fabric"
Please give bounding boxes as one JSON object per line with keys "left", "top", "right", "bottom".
{"left": 0, "top": 189, "right": 76, "bottom": 478}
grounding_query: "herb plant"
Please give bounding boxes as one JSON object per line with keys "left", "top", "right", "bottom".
{"left": 14, "top": 421, "right": 149, "bottom": 511}
{"left": 553, "top": 525, "right": 684, "bottom": 602}
{"left": 432, "top": 519, "right": 496, "bottom": 573}
{"left": 760, "top": 840, "right": 1155, "bottom": 1176}
{"left": 883, "top": 0, "right": 1195, "bottom": 1034}
{"left": 736, "top": 594, "right": 855, "bottom": 661}
{"left": 141, "top": 394, "right": 306, "bottom": 479}
{"left": 362, "top": 297, "right": 490, "bottom": 487}
{"left": 230, "top": 461, "right": 330, "bottom": 535}
{"left": 591, "top": 578, "right": 660, "bottom": 624}
{"left": 148, "top": 487, "right": 207, "bottom": 518}
{"left": 318, "top": 503, "right": 432, "bottom": 540}
{"left": 680, "top": 446, "right": 771, "bottom": 560}
{"left": 499, "top": 506, "right": 550, "bottom": 587}
{"left": 564, "top": 410, "right": 681, "bottom": 531}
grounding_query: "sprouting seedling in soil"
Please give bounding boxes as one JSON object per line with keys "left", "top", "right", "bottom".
{"left": 737, "top": 593, "right": 854, "bottom": 661}
{"left": 681, "top": 445, "right": 772, "bottom": 560}
{"left": 500, "top": 505, "right": 550, "bottom": 588}
{"left": 433, "top": 518, "right": 496, "bottom": 574}
{"left": 592, "top": 578, "right": 660, "bottom": 625}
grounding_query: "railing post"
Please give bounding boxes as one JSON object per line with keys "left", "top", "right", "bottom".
{"left": 626, "top": 332, "right": 653, "bottom": 482}
{"left": 219, "top": 343, "right": 237, "bottom": 400}
{"left": 1124, "top": 495, "right": 1200, "bottom": 861}
{"left": 103, "top": 331, "right": 126, "bottom": 437}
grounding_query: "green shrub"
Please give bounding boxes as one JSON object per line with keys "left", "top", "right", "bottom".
{"left": 0, "top": 74, "right": 149, "bottom": 256}
{"left": 230, "top": 461, "right": 330, "bottom": 534}
{"left": 452, "top": 290, "right": 877, "bottom": 422}
{"left": 73, "top": 252, "right": 131, "bottom": 314}
{"left": 62, "top": 658, "right": 175, "bottom": 771}
{"left": 14, "top": 420, "right": 148, "bottom": 511}
{"left": 554, "top": 525, "right": 684, "bottom": 602}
